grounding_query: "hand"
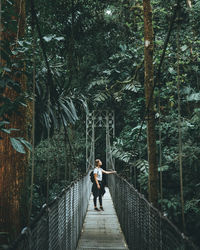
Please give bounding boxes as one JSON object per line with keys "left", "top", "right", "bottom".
{"left": 113, "top": 171, "right": 117, "bottom": 174}
{"left": 97, "top": 183, "right": 100, "bottom": 189}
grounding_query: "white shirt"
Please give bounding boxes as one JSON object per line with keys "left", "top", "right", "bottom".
{"left": 93, "top": 167, "right": 103, "bottom": 181}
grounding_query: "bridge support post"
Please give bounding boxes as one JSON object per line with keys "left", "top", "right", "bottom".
{"left": 86, "top": 110, "right": 115, "bottom": 171}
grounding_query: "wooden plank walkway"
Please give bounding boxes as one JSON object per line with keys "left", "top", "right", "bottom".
{"left": 76, "top": 187, "right": 129, "bottom": 250}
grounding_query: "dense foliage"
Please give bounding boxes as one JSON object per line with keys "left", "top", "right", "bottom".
{"left": 1, "top": 0, "right": 200, "bottom": 247}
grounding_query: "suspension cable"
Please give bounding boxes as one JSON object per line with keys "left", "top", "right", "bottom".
{"left": 176, "top": 10, "right": 186, "bottom": 233}
{"left": 107, "top": 131, "right": 115, "bottom": 171}
{"left": 46, "top": 89, "right": 50, "bottom": 205}
{"left": 28, "top": 0, "right": 36, "bottom": 226}
{"left": 158, "top": 86, "right": 163, "bottom": 211}
{"left": 138, "top": 143, "right": 142, "bottom": 193}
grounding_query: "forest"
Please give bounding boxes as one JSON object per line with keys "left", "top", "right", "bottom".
{"left": 0, "top": 0, "right": 200, "bottom": 248}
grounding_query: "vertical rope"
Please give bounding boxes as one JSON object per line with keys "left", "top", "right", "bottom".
{"left": 68, "top": 129, "right": 72, "bottom": 182}
{"left": 64, "top": 129, "right": 68, "bottom": 180}
{"left": 46, "top": 90, "right": 50, "bottom": 205}
{"left": 138, "top": 142, "right": 142, "bottom": 193}
{"left": 105, "top": 111, "right": 115, "bottom": 171}
{"left": 130, "top": 164, "right": 133, "bottom": 185}
{"left": 134, "top": 163, "right": 137, "bottom": 188}
{"left": 92, "top": 112, "right": 95, "bottom": 167}
{"left": 28, "top": 8, "right": 36, "bottom": 225}
{"left": 176, "top": 12, "right": 186, "bottom": 232}
{"left": 158, "top": 87, "right": 163, "bottom": 211}
{"left": 86, "top": 114, "right": 88, "bottom": 171}
{"left": 106, "top": 111, "right": 109, "bottom": 169}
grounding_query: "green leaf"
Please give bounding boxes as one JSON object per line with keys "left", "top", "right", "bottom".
{"left": 0, "top": 121, "right": 10, "bottom": 126}
{"left": 6, "top": 0, "right": 13, "bottom": 6}
{"left": 119, "top": 44, "right": 127, "bottom": 51}
{"left": 10, "top": 137, "right": 26, "bottom": 154}
{"left": 55, "top": 36, "right": 65, "bottom": 41}
{"left": 19, "top": 102, "right": 27, "bottom": 107}
{"left": 94, "top": 92, "right": 109, "bottom": 102}
{"left": 18, "top": 138, "right": 32, "bottom": 151}
{"left": 17, "top": 40, "right": 23, "bottom": 46}
{"left": 3, "top": 67, "right": 11, "bottom": 72}
{"left": 181, "top": 45, "right": 188, "bottom": 51}
{"left": 80, "top": 98, "right": 88, "bottom": 114}
{"left": 1, "top": 128, "right": 19, "bottom": 134}
{"left": 43, "top": 35, "right": 55, "bottom": 42}
{"left": 158, "top": 165, "right": 170, "bottom": 172}
{"left": 168, "top": 67, "right": 176, "bottom": 75}
{"left": 1, "top": 128, "right": 11, "bottom": 134}
{"left": 102, "top": 70, "right": 111, "bottom": 76}
{"left": 187, "top": 93, "right": 200, "bottom": 102}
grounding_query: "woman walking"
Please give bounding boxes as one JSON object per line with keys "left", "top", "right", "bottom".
{"left": 92, "top": 159, "right": 116, "bottom": 211}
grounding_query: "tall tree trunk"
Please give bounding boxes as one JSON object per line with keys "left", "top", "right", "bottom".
{"left": 0, "top": 0, "right": 27, "bottom": 239}
{"left": 143, "top": 0, "right": 158, "bottom": 207}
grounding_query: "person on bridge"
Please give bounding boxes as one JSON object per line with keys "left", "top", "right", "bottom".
{"left": 92, "top": 159, "right": 116, "bottom": 211}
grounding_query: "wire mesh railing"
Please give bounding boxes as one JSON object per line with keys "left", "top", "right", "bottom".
{"left": 9, "top": 172, "right": 92, "bottom": 250}
{"left": 108, "top": 174, "right": 198, "bottom": 250}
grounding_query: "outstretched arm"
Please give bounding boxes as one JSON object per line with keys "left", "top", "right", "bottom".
{"left": 102, "top": 169, "right": 116, "bottom": 175}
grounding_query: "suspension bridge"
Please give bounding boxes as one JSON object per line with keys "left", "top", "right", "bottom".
{"left": 8, "top": 111, "right": 198, "bottom": 250}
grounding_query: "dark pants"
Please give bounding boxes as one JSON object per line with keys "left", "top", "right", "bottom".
{"left": 93, "top": 194, "right": 102, "bottom": 207}
{"left": 92, "top": 181, "right": 105, "bottom": 207}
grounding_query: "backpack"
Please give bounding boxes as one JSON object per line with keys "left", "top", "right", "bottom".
{"left": 90, "top": 171, "right": 95, "bottom": 183}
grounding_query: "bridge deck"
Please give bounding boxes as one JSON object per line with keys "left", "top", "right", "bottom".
{"left": 76, "top": 187, "right": 129, "bottom": 250}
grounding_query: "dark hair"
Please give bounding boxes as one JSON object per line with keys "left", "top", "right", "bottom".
{"left": 95, "top": 159, "right": 100, "bottom": 167}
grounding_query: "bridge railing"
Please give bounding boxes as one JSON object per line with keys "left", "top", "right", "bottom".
{"left": 108, "top": 174, "right": 198, "bottom": 250}
{"left": 9, "top": 172, "right": 92, "bottom": 250}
